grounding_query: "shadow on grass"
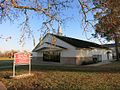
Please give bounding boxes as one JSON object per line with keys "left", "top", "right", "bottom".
{"left": 31, "top": 64, "right": 120, "bottom": 73}
{"left": 0, "top": 60, "right": 13, "bottom": 67}
{"left": 0, "top": 60, "right": 120, "bottom": 73}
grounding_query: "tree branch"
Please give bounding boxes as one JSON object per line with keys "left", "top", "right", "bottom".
{"left": 11, "top": 0, "right": 53, "bottom": 18}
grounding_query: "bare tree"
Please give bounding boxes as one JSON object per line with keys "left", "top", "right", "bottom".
{"left": 1, "top": 0, "right": 119, "bottom": 56}
{"left": 0, "top": 0, "right": 73, "bottom": 46}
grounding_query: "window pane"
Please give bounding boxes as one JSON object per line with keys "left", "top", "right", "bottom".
{"left": 43, "top": 51, "right": 60, "bottom": 62}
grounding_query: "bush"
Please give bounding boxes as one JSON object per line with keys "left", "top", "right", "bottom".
{"left": 81, "top": 60, "right": 97, "bottom": 65}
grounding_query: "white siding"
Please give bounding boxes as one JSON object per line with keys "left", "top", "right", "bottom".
{"left": 91, "top": 48, "right": 112, "bottom": 61}
{"left": 32, "top": 52, "right": 37, "bottom": 57}
{"left": 76, "top": 49, "right": 92, "bottom": 57}
{"left": 37, "top": 34, "right": 76, "bottom": 53}
{"left": 48, "top": 34, "right": 76, "bottom": 50}
{"left": 40, "top": 34, "right": 75, "bottom": 50}
{"left": 33, "top": 34, "right": 76, "bottom": 57}
{"left": 61, "top": 50, "right": 76, "bottom": 57}
{"left": 76, "top": 48, "right": 112, "bottom": 61}
{"left": 32, "top": 52, "right": 43, "bottom": 57}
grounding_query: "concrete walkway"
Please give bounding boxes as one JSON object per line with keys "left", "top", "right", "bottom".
{"left": 87, "top": 60, "right": 112, "bottom": 66}
{"left": 0, "top": 82, "right": 7, "bottom": 90}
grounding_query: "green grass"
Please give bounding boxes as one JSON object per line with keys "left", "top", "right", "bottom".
{"left": 0, "top": 60, "right": 13, "bottom": 67}
{"left": 0, "top": 60, "right": 120, "bottom": 90}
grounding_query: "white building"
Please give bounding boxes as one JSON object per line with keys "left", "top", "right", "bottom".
{"left": 32, "top": 33, "right": 112, "bottom": 65}
{"left": 103, "top": 43, "right": 120, "bottom": 59}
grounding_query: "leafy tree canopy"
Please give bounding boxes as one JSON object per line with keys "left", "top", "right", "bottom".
{"left": 94, "top": 0, "right": 120, "bottom": 41}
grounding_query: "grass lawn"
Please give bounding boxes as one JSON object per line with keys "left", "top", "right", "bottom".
{"left": 0, "top": 60, "right": 120, "bottom": 90}
{"left": 0, "top": 60, "right": 13, "bottom": 67}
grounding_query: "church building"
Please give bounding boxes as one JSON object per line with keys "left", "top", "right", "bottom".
{"left": 32, "top": 31, "right": 112, "bottom": 65}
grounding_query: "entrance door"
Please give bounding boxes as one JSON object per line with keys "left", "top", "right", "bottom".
{"left": 43, "top": 51, "right": 60, "bottom": 62}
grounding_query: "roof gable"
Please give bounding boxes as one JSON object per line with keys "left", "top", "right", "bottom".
{"left": 52, "top": 34, "right": 102, "bottom": 48}
{"left": 34, "top": 42, "right": 67, "bottom": 52}
{"left": 33, "top": 33, "right": 105, "bottom": 52}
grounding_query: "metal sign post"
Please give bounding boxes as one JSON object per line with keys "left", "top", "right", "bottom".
{"left": 29, "top": 56, "right": 31, "bottom": 75}
{"left": 13, "top": 60, "right": 15, "bottom": 77}
{"left": 13, "top": 52, "right": 31, "bottom": 77}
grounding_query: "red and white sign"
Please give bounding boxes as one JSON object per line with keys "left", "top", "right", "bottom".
{"left": 14, "top": 52, "right": 31, "bottom": 65}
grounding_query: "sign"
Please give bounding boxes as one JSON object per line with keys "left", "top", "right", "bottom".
{"left": 13, "top": 52, "right": 31, "bottom": 77}
{"left": 51, "top": 36, "right": 57, "bottom": 45}
{"left": 14, "top": 53, "right": 30, "bottom": 65}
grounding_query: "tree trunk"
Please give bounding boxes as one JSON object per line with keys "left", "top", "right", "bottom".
{"left": 115, "top": 35, "right": 119, "bottom": 61}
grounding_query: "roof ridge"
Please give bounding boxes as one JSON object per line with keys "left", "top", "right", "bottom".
{"left": 51, "top": 33, "right": 100, "bottom": 46}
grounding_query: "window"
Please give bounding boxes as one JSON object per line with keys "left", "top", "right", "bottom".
{"left": 43, "top": 51, "right": 60, "bottom": 62}
{"left": 92, "top": 55, "right": 102, "bottom": 62}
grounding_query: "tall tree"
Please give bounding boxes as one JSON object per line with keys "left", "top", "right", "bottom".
{"left": 94, "top": 0, "right": 120, "bottom": 61}
{"left": 78, "top": 0, "right": 120, "bottom": 60}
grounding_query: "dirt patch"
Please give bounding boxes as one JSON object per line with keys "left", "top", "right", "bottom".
{"left": 0, "top": 82, "right": 7, "bottom": 90}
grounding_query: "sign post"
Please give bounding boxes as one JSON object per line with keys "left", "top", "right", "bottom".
{"left": 13, "top": 60, "right": 15, "bottom": 77}
{"left": 13, "top": 52, "right": 31, "bottom": 77}
{"left": 29, "top": 58, "right": 31, "bottom": 75}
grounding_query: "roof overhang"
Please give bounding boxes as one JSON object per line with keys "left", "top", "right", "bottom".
{"left": 33, "top": 42, "right": 67, "bottom": 52}
{"left": 36, "top": 47, "right": 64, "bottom": 52}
